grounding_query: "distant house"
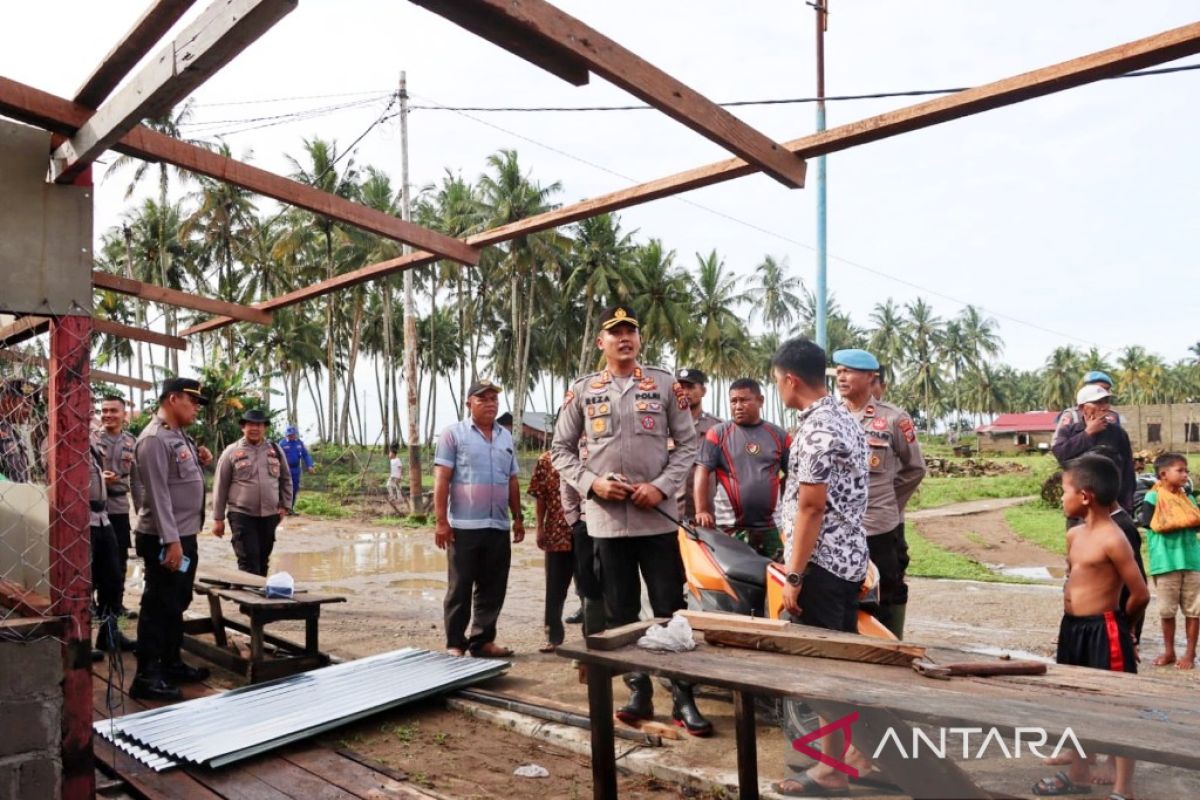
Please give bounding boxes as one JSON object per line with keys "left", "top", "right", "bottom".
{"left": 975, "top": 411, "right": 1059, "bottom": 455}
{"left": 1114, "top": 403, "right": 1200, "bottom": 452}
{"left": 497, "top": 411, "right": 554, "bottom": 448}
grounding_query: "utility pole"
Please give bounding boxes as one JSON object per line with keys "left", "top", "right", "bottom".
{"left": 399, "top": 71, "right": 422, "bottom": 512}
{"left": 812, "top": 0, "right": 829, "bottom": 351}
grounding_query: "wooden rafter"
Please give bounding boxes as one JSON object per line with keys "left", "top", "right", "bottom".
{"left": 0, "top": 348, "right": 153, "bottom": 391}
{"left": 179, "top": 19, "right": 1200, "bottom": 336}
{"left": 0, "top": 316, "right": 50, "bottom": 348}
{"left": 91, "top": 317, "right": 187, "bottom": 350}
{"left": 411, "top": 0, "right": 807, "bottom": 188}
{"left": 52, "top": 0, "right": 296, "bottom": 183}
{"left": 0, "top": 76, "right": 481, "bottom": 265}
{"left": 73, "top": 0, "right": 198, "bottom": 108}
{"left": 92, "top": 271, "right": 274, "bottom": 325}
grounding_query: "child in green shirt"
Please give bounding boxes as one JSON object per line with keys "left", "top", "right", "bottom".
{"left": 1137, "top": 452, "right": 1200, "bottom": 670}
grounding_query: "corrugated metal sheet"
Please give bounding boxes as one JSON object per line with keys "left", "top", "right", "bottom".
{"left": 97, "top": 648, "right": 507, "bottom": 770}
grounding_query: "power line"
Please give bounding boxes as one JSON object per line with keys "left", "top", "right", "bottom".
{"left": 411, "top": 93, "right": 1119, "bottom": 352}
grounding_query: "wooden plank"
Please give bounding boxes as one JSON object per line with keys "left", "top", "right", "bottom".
{"left": 283, "top": 746, "right": 434, "bottom": 799}
{"left": 186, "top": 763, "right": 295, "bottom": 800}
{"left": 0, "top": 578, "right": 52, "bottom": 616}
{"left": 0, "top": 315, "right": 50, "bottom": 346}
{"left": 93, "top": 740, "right": 224, "bottom": 800}
{"left": 0, "top": 347, "right": 153, "bottom": 390}
{"left": 199, "top": 566, "right": 268, "bottom": 589}
{"left": 73, "top": 0, "right": 198, "bottom": 108}
{"left": 177, "top": 18, "right": 1200, "bottom": 334}
{"left": 0, "top": 76, "right": 480, "bottom": 266}
{"left": 732, "top": 691, "right": 758, "bottom": 800}
{"left": 704, "top": 627, "right": 925, "bottom": 667}
{"left": 676, "top": 609, "right": 789, "bottom": 634}
{"left": 52, "top": 0, "right": 297, "bottom": 183}
{"left": 408, "top": 0, "right": 588, "bottom": 86}
{"left": 92, "top": 316, "right": 187, "bottom": 350}
{"left": 92, "top": 271, "right": 273, "bottom": 325}
{"left": 413, "top": 0, "right": 806, "bottom": 188}
{"left": 584, "top": 662, "right": 617, "bottom": 800}
{"left": 215, "top": 586, "right": 345, "bottom": 607}
{"left": 583, "top": 617, "right": 667, "bottom": 652}
{"left": 0, "top": 614, "right": 66, "bottom": 639}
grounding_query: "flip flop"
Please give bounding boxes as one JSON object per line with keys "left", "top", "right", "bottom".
{"left": 1033, "top": 771, "right": 1092, "bottom": 796}
{"left": 849, "top": 769, "right": 902, "bottom": 793}
{"left": 771, "top": 774, "right": 850, "bottom": 797}
{"left": 537, "top": 642, "right": 557, "bottom": 653}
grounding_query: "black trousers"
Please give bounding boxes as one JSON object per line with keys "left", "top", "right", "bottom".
{"left": 109, "top": 513, "right": 132, "bottom": 609}
{"left": 595, "top": 531, "right": 685, "bottom": 628}
{"left": 867, "top": 524, "right": 908, "bottom": 624}
{"left": 571, "top": 521, "right": 607, "bottom": 635}
{"left": 785, "top": 563, "right": 860, "bottom": 633}
{"left": 228, "top": 512, "right": 280, "bottom": 576}
{"left": 544, "top": 550, "right": 575, "bottom": 645}
{"left": 135, "top": 534, "right": 198, "bottom": 675}
{"left": 91, "top": 524, "right": 123, "bottom": 642}
{"left": 444, "top": 529, "right": 511, "bottom": 653}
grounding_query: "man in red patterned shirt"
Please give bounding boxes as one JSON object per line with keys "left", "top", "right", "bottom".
{"left": 528, "top": 450, "right": 575, "bottom": 652}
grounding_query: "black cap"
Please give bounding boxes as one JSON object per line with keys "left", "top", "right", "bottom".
{"left": 598, "top": 305, "right": 639, "bottom": 331}
{"left": 1, "top": 378, "right": 39, "bottom": 400}
{"left": 467, "top": 379, "right": 501, "bottom": 397}
{"left": 160, "top": 377, "right": 209, "bottom": 406}
{"left": 496, "top": 411, "right": 514, "bottom": 427}
{"left": 675, "top": 368, "right": 707, "bottom": 385}
{"left": 240, "top": 408, "right": 269, "bottom": 424}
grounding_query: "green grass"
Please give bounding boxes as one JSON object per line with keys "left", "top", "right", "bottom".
{"left": 293, "top": 492, "right": 351, "bottom": 518}
{"left": 1004, "top": 501, "right": 1068, "bottom": 556}
{"left": 906, "top": 524, "right": 1027, "bottom": 582}
{"left": 906, "top": 454, "right": 1059, "bottom": 510}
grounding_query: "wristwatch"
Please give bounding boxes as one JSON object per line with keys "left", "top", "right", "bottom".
{"left": 785, "top": 571, "right": 803, "bottom": 587}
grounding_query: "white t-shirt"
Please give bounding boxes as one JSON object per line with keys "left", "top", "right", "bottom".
{"left": 389, "top": 457, "right": 403, "bottom": 479}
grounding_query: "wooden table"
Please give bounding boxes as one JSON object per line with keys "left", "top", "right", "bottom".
{"left": 558, "top": 621, "right": 1200, "bottom": 800}
{"left": 182, "top": 583, "right": 346, "bottom": 683}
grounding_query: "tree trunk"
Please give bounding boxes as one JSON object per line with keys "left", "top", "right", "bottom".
{"left": 457, "top": 271, "right": 466, "bottom": 424}
{"left": 324, "top": 230, "right": 338, "bottom": 444}
{"left": 338, "top": 291, "right": 366, "bottom": 441}
{"left": 513, "top": 270, "right": 537, "bottom": 443}
{"left": 381, "top": 277, "right": 394, "bottom": 447}
{"left": 304, "top": 370, "right": 326, "bottom": 442}
{"left": 577, "top": 294, "right": 595, "bottom": 375}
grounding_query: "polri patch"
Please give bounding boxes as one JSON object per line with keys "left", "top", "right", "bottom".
{"left": 641, "top": 416, "right": 656, "bottom": 431}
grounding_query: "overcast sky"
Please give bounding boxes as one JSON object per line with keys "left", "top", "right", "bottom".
{"left": 4, "top": 1, "right": 1198, "bottom": 427}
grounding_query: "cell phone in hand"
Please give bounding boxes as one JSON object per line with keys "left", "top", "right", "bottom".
{"left": 159, "top": 546, "right": 191, "bottom": 573}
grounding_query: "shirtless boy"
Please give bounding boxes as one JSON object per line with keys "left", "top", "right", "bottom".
{"left": 1034, "top": 454, "right": 1149, "bottom": 799}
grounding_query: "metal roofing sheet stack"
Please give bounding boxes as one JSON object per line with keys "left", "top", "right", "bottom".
{"left": 94, "top": 647, "right": 508, "bottom": 771}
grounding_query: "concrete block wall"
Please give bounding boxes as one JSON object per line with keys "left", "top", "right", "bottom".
{"left": 0, "top": 638, "right": 63, "bottom": 800}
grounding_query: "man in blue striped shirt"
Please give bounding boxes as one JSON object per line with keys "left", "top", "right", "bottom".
{"left": 434, "top": 380, "right": 525, "bottom": 657}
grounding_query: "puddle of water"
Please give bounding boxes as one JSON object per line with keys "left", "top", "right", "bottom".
{"left": 959, "top": 644, "right": 1054, "bottom": 664}
{"left": 388, "top": 578, "right": 446, "bottom": 590}
{"left": 990, "top": 565, "right": 1062, "bottom": 581}
{"left": 274, "top": 535, "right": 447, "bottom": 582}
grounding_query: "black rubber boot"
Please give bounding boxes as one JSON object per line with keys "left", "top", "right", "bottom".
{"left": 671, "top": 681, "right": 714, "bottom": 737}
{"left": 564, "top": 606, "right": 584, "bottom": 624}
{"left": 615, "top": 673, "right": 654, "bottom": 726}
{"left": 163, "top": 661, "right": 211, "bottom": 683}
{"left": 129, "top": 673, "right": 182, "bottom": 702}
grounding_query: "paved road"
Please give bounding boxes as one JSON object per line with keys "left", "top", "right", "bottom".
{"left": 908, "top": 495, "right": 1036, "bottom": 520}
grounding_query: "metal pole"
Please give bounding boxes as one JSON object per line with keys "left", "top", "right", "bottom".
{"left": 813, "top": 0, "right": 829, "bottom": 351}
{"left": 400, "top": 72, "right": 422, "bottom": 511}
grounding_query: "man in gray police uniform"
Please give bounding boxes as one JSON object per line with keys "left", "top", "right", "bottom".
{"left": 552, "top": 305, "right": 713, "bottom": 736}
{"left": 131, "top": 377, "right": 212, "bottom": 701}
{"left": 675, "top": 367, "right": 721, "bottom": 522}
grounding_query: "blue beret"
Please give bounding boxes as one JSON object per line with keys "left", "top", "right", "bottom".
{"left": 1083, "top": 371, "right": 1113, "bottom": 386}
{"left": 832, "top": 349, "right": 880, "bottom": 371}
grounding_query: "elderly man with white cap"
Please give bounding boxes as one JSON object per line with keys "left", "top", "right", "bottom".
{"left": 1051, "top": 370, "right": 1117, "bottom": 449}
{"left": 1053, "top": 382, "right": 1136, "bottom": 514}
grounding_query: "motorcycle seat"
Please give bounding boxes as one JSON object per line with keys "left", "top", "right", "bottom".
{"left": 693, "top": 526, "right": 771, "bottom": 585}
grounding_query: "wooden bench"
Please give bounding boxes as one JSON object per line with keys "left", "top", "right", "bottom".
{"left": 182, "top": 576, "right": 345, "bottom": 683}
{"left": 558, "top": 619, "right": 1200, "bottom": 800}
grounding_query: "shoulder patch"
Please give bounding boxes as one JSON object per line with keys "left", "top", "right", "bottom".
{"left": 898, "top": 418, "right": 916, "bottom": 443}
{"left": 562, "top": 389, "right": 575, "bottom": 407}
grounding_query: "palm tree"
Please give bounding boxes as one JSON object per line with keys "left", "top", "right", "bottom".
{"left": 959, "top": 305, "right": 1002, "bottom": 366}
{"left": 747, "top": 255, "right": 802, "bottom": 334}
{"left": 685, "top": 250, "right": 743, "bottom": 362}
{"left": 1080, "top": 347, "right": 1115, "bottom": 376}
{"left": 629, "top": 240, "right": 690, "bottom": 366}
{"left": 283, "top": 137, "right": 360, "bottom": 442}
{"left": 940, "top": 320, "right": 971, "bottom": 430}
{"left": 1042, "top": 346, "right": 1083, "bottom": 411}
{"left": 902, "top": 298, "right": 944, "bottom": 430}
{"left": 565, "top": 212, "right": 636, "bottom": 373}
{"left": 1116, "top": 346, "right": 1165, "bottom": 406}
{"left": 868, "top": 299, "right": 906, "bottom": 384}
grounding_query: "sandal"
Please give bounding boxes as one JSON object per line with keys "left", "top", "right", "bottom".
{"left": 771, "top": 773, "right": 849, "bottom": 797}
{"left": 850, "top": 768, "right": 901, "bottom": 792}
{"left": 1033, "top": 771, "right": 1091, "bottom": 796}
{"left": 537, "top": 642, "right": 557, "bottom": 653}
{"left": 445, "top": 647, "right": 465, "bottom": 657}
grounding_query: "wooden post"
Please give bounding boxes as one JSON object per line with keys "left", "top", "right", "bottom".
{"left": 48, "top": 314, "right": 95, "bottom": 800}
{"left": 733, "top": 691, "right": 759, "bottom": 800}
{"left": 585, "top": 664, "right": 618, "bottom": 800}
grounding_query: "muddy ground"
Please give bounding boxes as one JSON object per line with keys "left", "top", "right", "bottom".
{"left": 121, "top": 500, "right": 1200, "bottom": 798}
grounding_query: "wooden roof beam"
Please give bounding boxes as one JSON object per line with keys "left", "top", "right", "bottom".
{"left": 91, "top": 317, "right": 187, "bottom": 350}
{"left": 174, "top": 19, "right": 1200, "bottom": 335}
{"left": 0, "top": 349, "right": 153, "bottom": 391}
{"left": 0, "top": 316, "right": 51, "bottom": 348}
{"left": 73, "top": 0, "right": 198, "bottom": 108}
{"left": 92, "top": 271, "right": 273, "bottom": 325}
{"left": 410, "top": 0, "right": 807, "bottom": 188}
{"left": 0, "top": 76, "right": 482, "bottom": 265}
{"left": 52, "top": 0, "right": 296, "bottom": 184}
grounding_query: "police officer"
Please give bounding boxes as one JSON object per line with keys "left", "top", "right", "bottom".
{"left": 131, "top": 377, "right": 211, "bottom": 701}
{"left": 92, "top": 394, "right": 142, "bottom": 620}
{"left": 834, "top": 349, "right": 926, "bottom": 639}
{"left": 89, "top": 442, "right": 129, "bottom": 656}
{"left": 1051, "top": 371, "right": 1117, "bottom": 449}
{"left": 277, "top": 424, "right": 315, "bottom": 510}
{"left": 212, "top": 409, "right": 293, "bottom": 576}
{"left": 675, "top": 368, "right": 721, "bottom": 522}
{"left": 0, "top": 379, "right": 38, "bottom": 482}
{"left": 551, "top": 306, "right": 712, "bottom": 736}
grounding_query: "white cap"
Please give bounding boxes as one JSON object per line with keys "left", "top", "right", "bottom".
{"left": 1077, "top": 384, "right": 1112, "bottom": 405}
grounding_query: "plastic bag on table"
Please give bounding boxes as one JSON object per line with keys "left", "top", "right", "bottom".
{"left": 264, "top": 571, "right": 295, "bottom": 599}
{"left": 636, "top": 615, "right": 696, "bottom": 652}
